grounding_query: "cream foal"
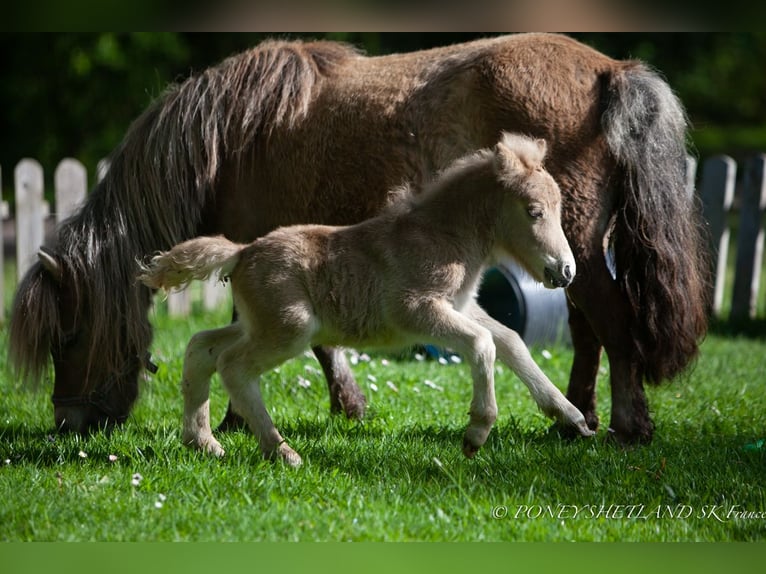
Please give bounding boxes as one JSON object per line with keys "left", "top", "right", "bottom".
{"left": 139, "top": 133, "right": 594, "bottom": 467}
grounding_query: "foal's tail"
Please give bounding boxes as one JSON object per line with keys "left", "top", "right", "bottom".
{"left": 138, "top": 236, "right": 243, "bottom": 291}
{"left": 601, "top": 63, "right": 710, "bottom": 384}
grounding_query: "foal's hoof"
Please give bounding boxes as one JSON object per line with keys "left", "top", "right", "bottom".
{"left": 186, "top": 435, "right": 226, "bottom": 457}
{"left": 273, "top": 443, "right": 303, "bottom": 468}
{"left": 550, "top": 411, "right": 599, "bottom": 440}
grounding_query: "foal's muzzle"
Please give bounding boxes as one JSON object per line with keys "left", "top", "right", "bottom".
{"left": 544, "top": 262, "right": 575, "bottom": 288}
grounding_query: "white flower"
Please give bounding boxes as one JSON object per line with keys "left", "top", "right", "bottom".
{"left": 541, "top": 349, "right": 553, "bottom": 360}
{"left": 297, "top": 376, "right": 312, "bottom": 389}
{"left": 386, "top": 381, "right": 399, "bottom": 393}
{"left": 108, "top": 454, "right": 118, "bottom": 462}
{"left": 78, "top": 450, "right": 88, "bottom": 459}
{"left": 131, "top": 473, "right": 143, "bottom": 486}
{"left": 424, "top": 380, "right": 444, "bottom": 392}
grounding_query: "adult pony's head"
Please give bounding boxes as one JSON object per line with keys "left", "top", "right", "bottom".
{"left": 7, "top": 38, "right": 353, "bottom": 433}
{"left": 491, "top": 133, "right": 575, "bottom": 289}
{"left": 9, "top": 192, "right": 155, "bottom": 433}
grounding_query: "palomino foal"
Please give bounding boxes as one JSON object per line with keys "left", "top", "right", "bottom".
{"left": 139, "top": 133, "right": 594, "bottom": 466}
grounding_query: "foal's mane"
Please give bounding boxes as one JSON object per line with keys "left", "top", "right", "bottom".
{"left": 9, "top": 39, "right": 357, "bottom": 387}
{"left": 394, "top": 132, "right": 545, "bottom": 211}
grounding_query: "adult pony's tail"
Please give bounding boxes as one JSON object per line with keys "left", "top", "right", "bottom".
{"left": 138, "top": 236, "right": 243, "bottom": 292}
{"left": 601, "top": 63, "right": 710, "bottom": 384}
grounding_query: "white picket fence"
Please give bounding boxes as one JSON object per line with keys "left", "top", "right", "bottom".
{"left": 1, "top": 154, "right": 765, "bottom": 323}
{"left": 0, "top": 158, "right": 229, "bottom": 322}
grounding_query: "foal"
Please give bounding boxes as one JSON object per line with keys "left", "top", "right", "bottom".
{"left": 139, "top": 133, "right": 594, "bottom": 466}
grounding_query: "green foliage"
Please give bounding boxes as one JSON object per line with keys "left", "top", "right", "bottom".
{"left": 1, "top": 306, "right": 764, "bottom": 541}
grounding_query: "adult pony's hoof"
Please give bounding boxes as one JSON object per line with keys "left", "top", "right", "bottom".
{"left": 462, "top": 436, "right": 481, "bottom": 458}
{"left": 329, "top": 378, "right": 367, "bottom": 420}
{"left": 216, "top": 402, "right": 249, "bottom": 433}
{"left": 606, "top": 424, "right": 654, "bottom": 446}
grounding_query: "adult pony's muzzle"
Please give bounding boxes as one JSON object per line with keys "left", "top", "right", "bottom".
{"left": 53, "top": 403, "right": 124, "bottom": 434}
{"left": 544, "top": 261, "right": 575, "bottom": 288}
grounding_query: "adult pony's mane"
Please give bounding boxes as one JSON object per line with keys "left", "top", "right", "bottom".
{"left": 9, "top": 39, "right": 357, "bottom": 387}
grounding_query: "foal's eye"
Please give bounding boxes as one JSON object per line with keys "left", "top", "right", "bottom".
{"left": 527, "top": 207, "right": 544, "bottom": 220}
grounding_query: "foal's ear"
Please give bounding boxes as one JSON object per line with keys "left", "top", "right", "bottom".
{"left": 534, "top": 138, "right": 547, "bottom": 158}
{"left": 493, "top": 141, "right": 524, "bottom": 176}
{"left": 38, "top": 247, "right": 63, "bottom": 283}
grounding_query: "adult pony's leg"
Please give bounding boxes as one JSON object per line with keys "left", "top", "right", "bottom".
{"left": 181, "top": 324, "right": 242, "bottom": 457}
{"left": 466, "top": 302, "right": 594, "bottom": 437}
{"left": 313, "top": 346, "right": 367, "bottom": 418}
{"left": 566, "top": 257, "right": 653, "bottom": 444}
{"left": 563, "top": 301, "right": 603, "bottom": 432}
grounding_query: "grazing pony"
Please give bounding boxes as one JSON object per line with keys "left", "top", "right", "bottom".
{"left": 9, "top": 33, "right": 708, "bottom": 443}
{"left": 138, "top": 134, "right": 594, "bottom": 466}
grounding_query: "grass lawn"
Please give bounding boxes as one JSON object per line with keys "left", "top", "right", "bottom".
{"left": 1, "top": 300, "right": 765, "bottom": 542}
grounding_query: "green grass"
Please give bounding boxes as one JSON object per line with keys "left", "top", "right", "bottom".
{"left": 1, "top": 301, "right": 765, "bottom": 541}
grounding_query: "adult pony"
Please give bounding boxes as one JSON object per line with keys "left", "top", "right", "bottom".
{"left": 9, "top": 33, "right": 709, "bottom": 443}
{"left": 138, "top": 133, "right": 593, "bottom": 466}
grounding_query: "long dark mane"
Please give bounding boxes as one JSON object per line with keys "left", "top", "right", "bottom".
{"left": 8, "top": 39, "right": 357, "bottom": 387}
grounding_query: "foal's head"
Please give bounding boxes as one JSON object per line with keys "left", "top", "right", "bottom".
{"left": 492, "top": 133, "right": 575, "bottom": 289}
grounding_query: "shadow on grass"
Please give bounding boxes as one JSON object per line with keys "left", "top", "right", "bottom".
{"left": 3, "top": 414, "right": 764, "bottom": 494}
{"left": 708, "top": 317, "right": 766, "bottom": 340}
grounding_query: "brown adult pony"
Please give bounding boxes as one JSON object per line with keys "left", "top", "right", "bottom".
{"left": 9, "top": 33, "right": 709, "bottom": 443}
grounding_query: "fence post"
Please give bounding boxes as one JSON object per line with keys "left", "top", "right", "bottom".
{"left": 731, "top": 155, "right": 766, "bottom": 321}
{"left": 15, "top": 159, "right": 46, "bottom": 281}
{"left": 97, "top": 158, "right": 110, "bottom": 183}
{"left": 203, "top": 277, "right": 229, "bottom": 310}
{"left": 167, "top": 288, "right": 192, "bottom": 317}
{"left": 0, "top": 165, "right": 4, "bottom": 323}
{"left": 54, "top": 159, "right": 87, "bottom": 223}
{"left": 698, "top": 155, "right": 736, "bottom": 317}
{"left": 685, "top": 155, "right": 698, "bottom": 199}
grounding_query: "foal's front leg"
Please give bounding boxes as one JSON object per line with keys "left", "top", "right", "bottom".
{"left": 466, "top": 302, "right": 594, "bottom": 437}
{"left": 405, "top": 300, "right": 498, "bottom": 457}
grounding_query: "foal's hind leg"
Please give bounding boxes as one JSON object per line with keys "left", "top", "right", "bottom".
{"left": 218, "top": 297, "right": 363, "bottom": 429}
{"left": 218, "top": 326, "right": 312, "bottom": 467}
{"left": 181, "top": 324, "right": 242, "bottom": 456}
{"left": 218, "top": 346, "right": 367, "bottom": 430}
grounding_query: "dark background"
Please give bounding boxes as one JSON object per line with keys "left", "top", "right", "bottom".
{"left": 1, "top": 33, "right": 764, "bottom": 201}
